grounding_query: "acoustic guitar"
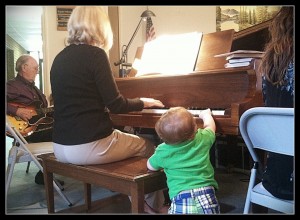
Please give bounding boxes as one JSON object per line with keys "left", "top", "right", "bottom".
{"left": 7, "top": 101, "right": 54, "bottom": 137}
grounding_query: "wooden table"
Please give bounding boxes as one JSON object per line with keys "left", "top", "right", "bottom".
{"left": 38, "top": 153, "right": 167, "bottom": 214}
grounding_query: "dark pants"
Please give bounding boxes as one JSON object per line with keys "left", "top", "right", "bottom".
{"left": 24, "top": 128, "right": 53, "bottom": 143}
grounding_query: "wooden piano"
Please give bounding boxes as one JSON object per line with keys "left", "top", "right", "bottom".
{"left": 111, "top": 21, "right": 271, "bottom": 136}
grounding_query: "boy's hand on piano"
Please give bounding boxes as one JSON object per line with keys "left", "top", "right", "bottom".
{"left": 140, "top": 98, "right": 165, "bottom": 109}
{"left": 198, "top": 108, "right": 212, "bottom": 119}
{"left": 198, "top": 108, "right": 216, "bottom": 132}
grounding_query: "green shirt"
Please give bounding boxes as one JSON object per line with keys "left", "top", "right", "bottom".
{"left": 148, "top": 128, "right": 218, "bottom": 199}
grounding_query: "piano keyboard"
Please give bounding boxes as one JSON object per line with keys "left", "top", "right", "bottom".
{"left": 140, "top": 109, "right": 225, "bottom": 116}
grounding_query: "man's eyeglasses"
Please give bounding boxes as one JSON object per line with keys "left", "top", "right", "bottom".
{"left": 24, "top": 64, "right": 39, "bottom": 71}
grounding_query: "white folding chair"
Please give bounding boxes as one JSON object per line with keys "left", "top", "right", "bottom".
{"left": 239, "top": 107, "right": 294, "bottom": 214}
{"left": 5, "top": 118, "right": 72, "bottom": 207}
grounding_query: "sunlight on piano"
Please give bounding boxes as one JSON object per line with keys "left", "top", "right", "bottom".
{"left": 113, "top": 25, "right": 267, "bottom": 135}
{"left": 134, "top": 32, "right": 203, "bottom": 77}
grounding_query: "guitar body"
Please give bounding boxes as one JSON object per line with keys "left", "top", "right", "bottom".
{"left": 7, "top": 101, "right": 54, "bottom": 137}
{"left": 7, "top": 115, "right": 36, "bottom": 137}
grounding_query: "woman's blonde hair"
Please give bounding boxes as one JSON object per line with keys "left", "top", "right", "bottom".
{"left": 67, "top": 6, "right": 113, "bottom": 52}
{"left": 155, "top": 107, "right": 197, "bottom": 145}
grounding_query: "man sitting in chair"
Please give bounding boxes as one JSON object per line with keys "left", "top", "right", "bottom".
{"left": 6, "top": 54, "right": 62, "bottom": 186}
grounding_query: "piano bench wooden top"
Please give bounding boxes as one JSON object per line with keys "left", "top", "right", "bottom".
{"left": 38, "top": 153, "right": 167, "bottom": 213}
{"left": 38, "top": 153, "right": 165, "bottom": 181}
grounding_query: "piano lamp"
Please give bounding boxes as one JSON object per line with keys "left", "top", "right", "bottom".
{"left": 114, "top": 9, "right": 156, "bottom": 77}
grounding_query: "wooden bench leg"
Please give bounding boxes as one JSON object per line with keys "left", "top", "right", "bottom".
{"left": 130, "top": 183, "right": 145, "bottom": 213}
{"left": 84, "top": 183, "right": 92, "bottom": 212}
{"left": 43, "top": 165, "right": 55, "bottom": 213}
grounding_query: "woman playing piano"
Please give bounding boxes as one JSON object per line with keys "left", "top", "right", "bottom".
{"left": 50, "top": 6, "right": 166, "bottom": 214}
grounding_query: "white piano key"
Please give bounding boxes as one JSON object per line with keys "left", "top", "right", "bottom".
{"left": 140, "top": 109, "right": 224, "bottom": 116}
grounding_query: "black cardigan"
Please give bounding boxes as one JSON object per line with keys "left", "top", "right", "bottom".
{"left": 50, "top": 44, "right": 143, "bottom": 145}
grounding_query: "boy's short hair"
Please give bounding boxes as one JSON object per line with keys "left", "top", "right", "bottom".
{"left": 155, "top": 107, "right": 197, "bottom": 145}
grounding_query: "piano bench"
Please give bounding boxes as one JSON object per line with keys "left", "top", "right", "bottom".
{"left": 38, "top": 153, "right": 167, "bottom": 213}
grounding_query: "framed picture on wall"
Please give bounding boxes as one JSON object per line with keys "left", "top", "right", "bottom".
{"left": 216, "top": 6, "right": 281, "bottom": 32}
{"left": 56, "top": 6, "right": 75, "bottom": 31}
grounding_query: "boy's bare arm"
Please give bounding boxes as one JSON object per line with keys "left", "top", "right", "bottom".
{"left": 147, "top": 159, "right": 160, "bottom": 171}
{"left": 199, "top": 108, "right": 216, "bottom": 133}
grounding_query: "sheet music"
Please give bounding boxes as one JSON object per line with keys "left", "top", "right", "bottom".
{"left": 136, "top": 32, "right": 203, "bottom": 77}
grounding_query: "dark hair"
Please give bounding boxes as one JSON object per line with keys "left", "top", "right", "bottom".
{"left": 259, "top": 6, "right": 294, "bottom": 86}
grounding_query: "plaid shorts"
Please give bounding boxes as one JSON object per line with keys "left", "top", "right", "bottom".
{"left": 169, "top": 186, "right": 220, "bottom": 214}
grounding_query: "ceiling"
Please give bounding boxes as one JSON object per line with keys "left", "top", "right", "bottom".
{"left": 6, "top": 6, "right": 43, "bottom": 53}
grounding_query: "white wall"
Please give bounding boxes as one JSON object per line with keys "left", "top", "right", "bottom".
{"left": 119, "top": 6, "right": 216, "bottom": 65}
{"left": 42, "top": 6, "right": 68, "bottom": 101}
{"left": 42, "top": 6, "right": 216, "bottom": 99}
